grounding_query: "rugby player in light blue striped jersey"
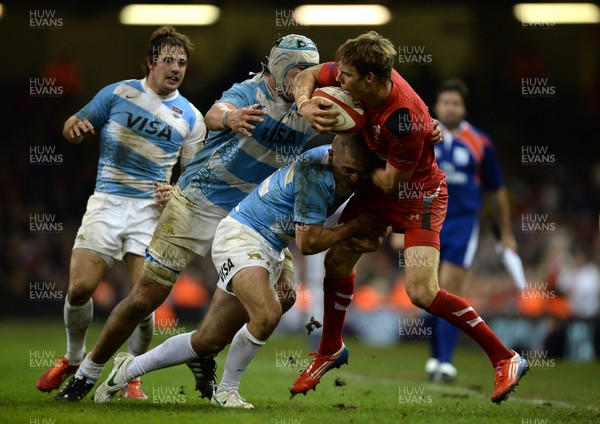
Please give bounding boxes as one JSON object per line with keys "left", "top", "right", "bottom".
{"left": 56, "top": 34, "right": 339, "bottom": 403}
{"left": 44, "top": 26, "right": 205, "bottom": 401}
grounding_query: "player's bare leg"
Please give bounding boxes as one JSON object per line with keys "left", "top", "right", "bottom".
{"left": 36, "top": 250, "right": 107, "bottom": 392}
{"left": 120, "top": 254, "right": 154, "bottom": 400}
{"left": 275, "top": 268, "right": 296, "bottom": 314}
{"left": 411, "top": 246, "right": 528, "bottom": 403}
{"left": 211, "top": 267, "right": 282, "bottom": 408}
{"left": 92, "top": 277, "right": 170, "bottom": 364}
{"left": 290, "top": 242, "right": 361, "bottom": 396}
{"left": 55, "top": 275, "right": 171, "bottom": 402}
{"left": 403, "top": 246, "right": 441, "bottom": 308}
{"left": 186, "top": 266, "right": 296, "bottom": 400}
{"left": 93, "top": 281, "right": 249, "bottom": 403}
{"left": 101, "top": 266, "right": 282, "bottom": 406}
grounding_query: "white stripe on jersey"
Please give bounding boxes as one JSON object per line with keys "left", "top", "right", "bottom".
{"left": 259, "top": 174, "right": 273, "bottom": 197}
{"left": 284, "top": 162, "right": 296, "bottom": 185}
{"left": 206, "top": 152, "right": 258, "bottom": 194}
{"left": 114, "top": 83, "right": 192, "bottom": 136}
{"left": 238, "top": 137, "right": 290, "bottom": 169}
{"left": 100, "top": 165, "right": 155, "bottom": 193}
{"left": 105, "top": 121, "right": 171, "bottom": 163}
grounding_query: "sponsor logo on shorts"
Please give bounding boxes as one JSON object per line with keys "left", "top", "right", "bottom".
{"left": 218, "top": 258, "right": 235, "bottom": 282}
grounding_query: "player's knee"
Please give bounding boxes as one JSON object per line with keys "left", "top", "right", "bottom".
{"left": 190, "top": 331, "right": 227, "bottom": 356}
{"left": 126, "top": 287, "right": 162, "bottom": 320}
{"left": 406, "top": 284, "right": 437, "bottom": 310}
{"left": 66, "top": 281, "right": 95, "bottom": 305}
{"left": 324, "top": 247, "right": 352, "bottom": 276}
{"left": 264, "top": 307, "right": 282, "bottom": 331}
{"left": 252, "top": 304, "right": 281, "bottom": 339}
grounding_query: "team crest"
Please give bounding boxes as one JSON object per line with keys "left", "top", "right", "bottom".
{"left": 171, "top": 105, "right": 183, "bottom": 118}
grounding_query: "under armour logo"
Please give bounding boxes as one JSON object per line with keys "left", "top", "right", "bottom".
{"left": 410, "top": 214, "right": 420, "bottom": 220}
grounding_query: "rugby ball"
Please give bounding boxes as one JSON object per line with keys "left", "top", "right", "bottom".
{"left": 311, "top": 86, "right": 366, "bottom": 134}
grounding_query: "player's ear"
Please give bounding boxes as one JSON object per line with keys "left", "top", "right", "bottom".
{"left": 147, "top": 57, "right": 156, "bottom": 72}
{"left": 365, "top": 71, "right": 376, "bottom": 84}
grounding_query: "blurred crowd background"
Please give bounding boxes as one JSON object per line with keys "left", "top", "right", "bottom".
{"left": 1, "top": 1, "right": 599, "bottom": 361}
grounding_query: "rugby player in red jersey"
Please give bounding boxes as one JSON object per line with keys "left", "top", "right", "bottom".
{"left": 291, "top": 31, "right": 528, "bottom": 404}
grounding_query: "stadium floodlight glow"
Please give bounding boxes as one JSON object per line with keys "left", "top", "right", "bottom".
{"left": 0, "top": 4, "right": 3, "bottom": 21}
{"left": 120, "top": 4, "right": 220, "bottom": 25}
{"left": 294, "top": 5, "right": 391, "bottom": 26}
{"left": 513, "top": 3, "right": 600, "bottom": 24}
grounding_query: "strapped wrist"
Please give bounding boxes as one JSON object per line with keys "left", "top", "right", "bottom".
{"left": 221, "top": 109, "right": 233, "bottom": 129}
{"left": 296, "top": 95, "right": 310, "bottom": 115}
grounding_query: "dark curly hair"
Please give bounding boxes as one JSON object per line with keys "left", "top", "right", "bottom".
{"left": 142, "top": 26, "right": 194, "bottom": 76}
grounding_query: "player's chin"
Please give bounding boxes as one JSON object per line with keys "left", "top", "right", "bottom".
{"left": 165, "top": 78, "right": 181, "bottom": 88}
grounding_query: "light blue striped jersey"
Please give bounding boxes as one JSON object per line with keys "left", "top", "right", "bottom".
{"left": 177, "top": 73, "right": 316, "bottom": 213}
{"left": 230, "top": 145, "right": 349, "bottom": 251}
{"left": 76, "top": 78, "right": 205, "bottom": 198}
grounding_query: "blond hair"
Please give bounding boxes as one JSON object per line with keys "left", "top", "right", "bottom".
{"left": 335, "top": 31, "right": 396, "bottom": 81}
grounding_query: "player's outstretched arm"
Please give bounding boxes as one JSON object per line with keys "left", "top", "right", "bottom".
{"left": 63, "top": 115, "right": 95, "bottom": 144}
{"left": 205, "top": 101, "right": 266, "bottom": 137}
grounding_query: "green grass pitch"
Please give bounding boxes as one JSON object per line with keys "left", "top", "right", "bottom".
{"left": 1, "top": 319, "right": 599, "bottom": 423}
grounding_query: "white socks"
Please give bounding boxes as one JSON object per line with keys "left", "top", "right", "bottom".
{"left": 128, "top": 312, "right": 155, "bottom": 356}
{"left": 126, "top": 332, "right": 197, "bottom": 381}
{"left": 64, "top": 298, "right": 93, "bottom": 364}
{"left": 76, "top": 356, "right": 105, "bottom": 381}
{"left": 218, "top": 324, "right": 265, "bottom": 393}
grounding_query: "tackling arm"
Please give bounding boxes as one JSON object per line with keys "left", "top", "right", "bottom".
{"left": 295, "top": 214, "right": 387, "bottom": 255}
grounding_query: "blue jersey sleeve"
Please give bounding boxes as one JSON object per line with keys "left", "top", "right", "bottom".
{"left": 480, "top": 138, "right": 504, "bottom": 191}
{"left": 75, "top": 82, "right": 119, "bottom": 128}
{"left": 293, "top": 160, "right": 333, "bottom": 225}
{"left": 218, "top": 80, "right": 256, "bottom": 109}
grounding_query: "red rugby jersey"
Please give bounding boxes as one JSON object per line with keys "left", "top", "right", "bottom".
{"left": 317, "top": 62, "right": 445, "bottom": 194}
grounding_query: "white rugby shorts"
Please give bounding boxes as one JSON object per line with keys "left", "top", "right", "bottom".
{"left": 73, "top": 192, "right": 161, "bottom": 266}
{"left": 212, "top": 216, "right": 287, "bottom": 296}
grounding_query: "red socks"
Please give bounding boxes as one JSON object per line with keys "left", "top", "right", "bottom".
{"left": 318, "top": 273, "right": 355, "bottom": 355}
{"left": 427, "top": 289, "right": 513, "bottom": 366}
